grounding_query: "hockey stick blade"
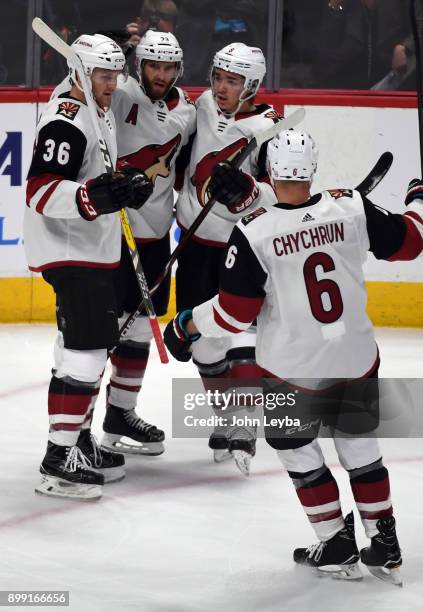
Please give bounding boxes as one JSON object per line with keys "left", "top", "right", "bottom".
{"left": 355, "top": 152, "right": 393, "bottom": 196}
{"left": 32, "top": 17, "right": 73, "bottom": 59}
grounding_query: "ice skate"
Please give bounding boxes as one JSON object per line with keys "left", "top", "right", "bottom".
{"left": 360, "top": 516, "right": 403, "bottom": 587}
{"left": 77, "top": 429, "right": 125, "bottom": 483}
{"left": 228, "top": 425, "right": 257, "bottom": 477}
{"left": 101, "top": 403, "right": 165, "bottom": 456}
{"left": 294, "top": 512, "right": 363, "bottom": 580}
{"left": 208, "top": 425, "right": 231, "bottom": 463}
{"left": 35, "top": 441, "right": 104, "bottom": 501}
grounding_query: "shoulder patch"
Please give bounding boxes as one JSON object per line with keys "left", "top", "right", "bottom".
{"left": 241, "top": 207, "right": 267, "bottom": 226}
{"left": 56, "top": 101, "right": 80, "bottom": 121}
{"left": 182, "top": 90, "right": 195, "bottom": 106}
{"left": 328, "top": 188, "right": 353, "bottom": 200}
{"left": 264, "top": 109, "right": 284, "bottom": 124}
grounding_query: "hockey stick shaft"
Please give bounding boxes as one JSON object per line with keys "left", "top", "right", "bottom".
{"left": 410, "top": 0, "right": 423, "bottom": 177}
{"left": 32, "top": 17, "right": 169, "bottom": 364}
{"left": 118, "top": 108, "right": 306, "bottom": 343}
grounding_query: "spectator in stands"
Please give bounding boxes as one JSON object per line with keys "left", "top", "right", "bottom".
{"left": 125, "top": 0, "right": 179, "bottom": 47}
{"left": 313, "top": 0, "right": 423, "bottom": 90}
{"left": 176, "top": 0, "right": 268, "bottom": 85}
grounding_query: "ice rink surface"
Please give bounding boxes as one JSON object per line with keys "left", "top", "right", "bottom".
{"left": 0, "top": 324, "right": 422, "bottom": 612}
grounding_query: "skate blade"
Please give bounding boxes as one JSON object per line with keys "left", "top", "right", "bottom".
{"left": 213, "top": 448, "right": 232, "bottom": 463}
{"left": 315, "top": 563, "right": 363, "bottom": 581}
{"left": 101, "top": 434, "right": 164, "bottom": 456}
{"left": 367, "top": 565, "right": 403, "bottom": 587}
{"left": 231, "top": 450, "right": 251, "bottom": 477}
{"left": 35, "top": 476, "right": 102, "bottom": 501}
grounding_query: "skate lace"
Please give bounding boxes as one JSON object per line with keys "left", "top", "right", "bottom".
{"left": 64, "top": 446, "right": 92, "bottom": 473}
{"left": 88, "top": 434, "right": 102, "bottom": 468}
{"left": 124, "top": 409, "right": 154, "bottom": 432}
{"left": 306, "top": 541, "right": 326, "bottom": 562}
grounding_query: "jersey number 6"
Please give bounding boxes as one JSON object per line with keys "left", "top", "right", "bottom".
{"left": 303, "top": 252, "right": 344, "bottom": 324}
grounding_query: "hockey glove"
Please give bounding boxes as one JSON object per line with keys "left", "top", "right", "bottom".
{"left": 208, "top": 160, "right": 259, "bottom": 214}
{"left": 405, "top": 178, "right": 423, "bottom": 205}
{"left": 76, "top": 171, "right": 153, "bottom": 221}
{"left": 163, "top": 310, "right": 201, "bottom": 362}
{"left": 118, "top": 166, "right": 154, "bottom": 210}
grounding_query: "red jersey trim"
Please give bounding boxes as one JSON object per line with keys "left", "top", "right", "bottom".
{"left": 387, "top": 216, "right": 423, "bottom": 261}
{"left": 404, "top": 209, "right": 423, "bottom": 225}
{"left": 29, "top": 260, "right": 120, "bottom": 272}
{"left": 26, "top": 173, "right": 65, "bottom": 204}
{"left": 34, "top": 179, "right": 63, "bottom": 214}
{"left": 218, "top": 290, "right": 263, "bottom": 324}
{"left": 213, "top": 307, "right": 243, "bottom": 333}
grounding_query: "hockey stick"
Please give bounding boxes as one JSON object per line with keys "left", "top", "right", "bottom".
{"left": 32, "top": 17, "right": 169, "bottom": 364}
{"left": 117, "top": 108, "right": 306, "bottom": 344}
{"left": 355, "top": 151, "right": 393, "bottom": 196}
{"left": 410, "top": 0, "right": 423, "bottom": 177}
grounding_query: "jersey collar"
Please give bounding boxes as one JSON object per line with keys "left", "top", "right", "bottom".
{"left": 274, "top": 193, "right": 322, "bottom": 210}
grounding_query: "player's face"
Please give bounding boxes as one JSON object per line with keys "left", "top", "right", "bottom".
{"left": 142, "top": 60, "right": 177, "bottom": 99}
{"left": 90, "top": 68, "right": 121, "bottom": 110}
{"left": 211, "top": 68, "right": 245, "bottom": 113}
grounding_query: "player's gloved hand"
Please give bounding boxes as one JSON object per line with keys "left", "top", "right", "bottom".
{"left": 164, "top": 310, "right": 201, "bottom": 362}
{"left": 208, "top": 160, "right": 259, "bottom": 214}
{"left": 76, "top": 171, "right": 153, "bottom": 221}
{"left": 118, "top": 166, "right": 154, "bottom": 210}
{"left": 405, "top": 178, "right": 423, "bottom": 206}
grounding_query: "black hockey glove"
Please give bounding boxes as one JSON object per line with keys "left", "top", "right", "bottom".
{"left": 208, "top": 160, "right": 259, "bottom": 214}
{"left": 405, "top": 178, "right": 423, "bottom": 205}
{"left": 118, "top": 166, "right": 154, "bottom": 210}
{"left": 164, "top": 310, "right": 201, "bottom": 362}
{"left": 76, "top": 171, "right": 153, "bottom": 221}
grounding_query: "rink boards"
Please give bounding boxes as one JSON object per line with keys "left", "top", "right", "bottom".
{"left": 0, "top": 89, "right": 422, "bottom": 326}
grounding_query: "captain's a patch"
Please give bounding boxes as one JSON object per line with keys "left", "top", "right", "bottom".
{"left": 56, "top": 101, "right": 80, "bottom": 121}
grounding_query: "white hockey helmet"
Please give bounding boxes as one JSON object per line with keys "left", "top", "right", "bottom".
{"left": 211, "top": 43, "right": 266, "bottom": 102}
{"left": 267, "top": 129, "right": 318, "bottom": 182}
{"left": 135, "top": 29, "right": 184, "bottom": 94}
{"left": 68, "top": 34, "right": 125, "bottom": 84}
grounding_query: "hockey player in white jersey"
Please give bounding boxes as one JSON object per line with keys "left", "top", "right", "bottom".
{"left": 25, "top": 34, "right": 153, "bottom": 500}
{"left": 175, "top": 42, "right": 279, "bottom": 472}
{"left": 91, "top": 30, "right": 196, "bottom": 456}
{"left": 165, "top": 130, "right": 423, "bottom": 583}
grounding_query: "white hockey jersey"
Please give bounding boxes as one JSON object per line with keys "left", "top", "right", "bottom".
{"left": 176, "top": 89, "right": 278, "bottom": 246}
{"left": 24, "top": 94, "right": 120, "bottom": 271}
{"left": 193, "top": 189, "right": 423, "bottom": 381}
{"left": 112, "top": 77, "right": 196, "bottom": 240}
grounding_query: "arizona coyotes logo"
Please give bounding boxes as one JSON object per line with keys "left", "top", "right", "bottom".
{"left": 264, "top": 109, "right": 284, "bottom": 124}
{"left": 191, "top": 137, "right": 248, "bottom": 206}
{"left": 328, "top": 188, "right": 353, "bottom": 200}
{"left": 121, "top": 134, "right": 182, "bottom": 184}
{"left": 56, "top": 101, "right": 80, "bottom": 120}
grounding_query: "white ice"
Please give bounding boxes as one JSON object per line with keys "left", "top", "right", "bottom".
{"left": 0, "top": 324, "right": 422, "bottom": 612}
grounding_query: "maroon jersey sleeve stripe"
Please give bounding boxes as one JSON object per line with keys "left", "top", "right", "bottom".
{"left": 219, "top": 289, "right": 264, "bottom": 323}
{"left": 26, "top": 173, "right": 65, "bottom": 205}
{"left": 387, "top": 216, "right": 423, "bottom": 261}
{"left": 34, "top": 179, "right": 63, "bottom": 214}
{"left": 212, "top": 306, "right": 244, "bottom": 333}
